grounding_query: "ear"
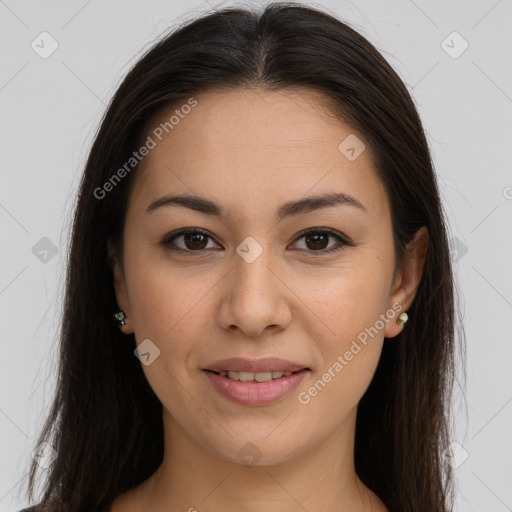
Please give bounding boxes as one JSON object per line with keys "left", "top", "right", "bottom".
{"left": 108, "top": 239, "right": 134, "bottom": 334}
{"left": 384, "top": 226, "right": 429, "bottom": 339}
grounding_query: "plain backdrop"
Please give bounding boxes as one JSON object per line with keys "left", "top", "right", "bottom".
{"left": 1, "top": 0, "right": 511, "bottom": 510}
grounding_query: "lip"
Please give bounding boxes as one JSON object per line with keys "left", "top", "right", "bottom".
{"left": 204, "top": 368, "right": 309, "bottom": 406}
{"left": 204, "top": 357, "right": 310, "bottom": 373}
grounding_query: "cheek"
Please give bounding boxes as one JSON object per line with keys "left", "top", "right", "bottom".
{"left": 296, "top": 342, "right": 382, "bottom": 430}
{"left": 124, "top": 255, "right": 223, "bottom": 407}
{"left": 125, "top": 260, "right": 211, "bottom": 415}
{"left": 294, "top": 256, "right": 392, "bottom": 344}
{"left": 296, "top": 278, "right": 389, "bottom": 420}
{"left": 293, "top": 255, "right": 391, "bottom": 406}
{"left": 125, "top": 246, "right": 217, "bottom": 340}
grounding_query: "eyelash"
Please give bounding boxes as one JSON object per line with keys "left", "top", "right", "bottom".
{"left": 161, "top": 227, "right": 353, "bottom": 256}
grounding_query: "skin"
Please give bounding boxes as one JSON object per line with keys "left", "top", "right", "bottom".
{"left": 109, "top": 87, "right": 428, "bottom": 512}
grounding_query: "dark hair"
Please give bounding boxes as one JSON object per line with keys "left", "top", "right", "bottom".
{"left": 24, "top": 2, "right": 464, "bottom": 511}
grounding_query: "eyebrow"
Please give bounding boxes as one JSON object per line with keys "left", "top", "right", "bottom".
{"left": 146, "top": 192, "right": 366, "bottom": 220}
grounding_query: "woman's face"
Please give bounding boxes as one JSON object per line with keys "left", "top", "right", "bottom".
{"left": 111, "top": 87, "right": 423, "bottom": 466}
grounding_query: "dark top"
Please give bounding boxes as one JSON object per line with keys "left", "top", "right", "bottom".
{"left": 17, "top": 505, "right": 111, "bottom": 512}
{"left": 16, "top": 506, "right": 111, "bottom": 512}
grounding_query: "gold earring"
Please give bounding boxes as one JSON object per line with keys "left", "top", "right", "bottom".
{"left": 397, "top": 312, "right": 408, "bottom": 326}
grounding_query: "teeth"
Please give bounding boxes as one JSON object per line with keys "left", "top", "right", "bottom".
{"left": 238, "top": 371, "right": 254, "bottom": 382}
{"left": 217, "top": 370, "right": 296, "bottom": 381}
{"left": 255, "top": 372, "right": 273, "bottom": 382}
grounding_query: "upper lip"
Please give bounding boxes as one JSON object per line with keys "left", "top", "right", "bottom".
{"left": 204, "top": 357, "right": 310, "bottom": 373}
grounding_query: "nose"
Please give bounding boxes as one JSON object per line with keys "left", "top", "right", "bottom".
{"left": 217, "top": 245, "right": 292, "bottom": 338}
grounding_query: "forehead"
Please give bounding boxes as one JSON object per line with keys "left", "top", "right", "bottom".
{"left": 130, "top": 87, "right": 389, "bottom": 220}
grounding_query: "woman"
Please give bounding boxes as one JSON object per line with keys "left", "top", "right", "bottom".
{"left": 20, "top": 2, "right": 463, "bottom": 511}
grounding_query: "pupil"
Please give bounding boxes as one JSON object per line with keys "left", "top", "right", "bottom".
{"left": 307, "top": 233, "right": 327, "bottom": 250}
{"left": 185, "top": 233, "right": 206, "bottom": 250}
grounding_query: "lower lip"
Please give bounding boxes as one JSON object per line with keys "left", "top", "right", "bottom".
{"left": 203, "top": 369, "right": 309, "bottom": 406}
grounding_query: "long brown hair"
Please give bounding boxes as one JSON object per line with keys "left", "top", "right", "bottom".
{"left": 24, "top": 2, "right": 464, "bottom": 511}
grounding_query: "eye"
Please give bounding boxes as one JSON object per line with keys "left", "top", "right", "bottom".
{"left": 162, "top": 228, "right": 221, "bottom": 253}
{"left": 161, "top": 227, "right": 353, "bottom": 255}
{"left": 290, "top": 228, "right": 352, "bottom": 254}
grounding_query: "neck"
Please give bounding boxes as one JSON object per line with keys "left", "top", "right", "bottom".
{"left": 126, "top": 406, "right": 386, "bottom": 512}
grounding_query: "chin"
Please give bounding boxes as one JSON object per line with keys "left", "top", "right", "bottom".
{"left": 202, "top": 428, "right": 312, "bottom": 468}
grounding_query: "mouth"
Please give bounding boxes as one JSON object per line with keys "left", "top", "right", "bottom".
{"left": 204, "top": 369, "right": 309, "bottom": 382}
{"left": 203, "top": 367, "right": 310, "bottom": 406}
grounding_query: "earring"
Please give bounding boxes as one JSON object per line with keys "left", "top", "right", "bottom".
{"left": 397, "top": 312, "right": 408, "bottom": 327}
{"left": 113, "top": 310, "right": 126, "bottom": 327}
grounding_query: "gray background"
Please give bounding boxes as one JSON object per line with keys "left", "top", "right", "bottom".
{"left": 1, "top": 0, "right": 511, "bottom": 510}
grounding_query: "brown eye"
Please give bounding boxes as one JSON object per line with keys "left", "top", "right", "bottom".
{"left": 305, "top": 232, "right": 329, "bottom": 250}
{"left": 162, "top": 227, "right": 352, "bottom": 256}
{"left": 162, "top": 228, "right": 220, "bottom": 253}
{"left": 292, "top": 228, "right": 351, "bottom": 254}
{"left": 183, "top": 232, "right": 208, "bottom": 250}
